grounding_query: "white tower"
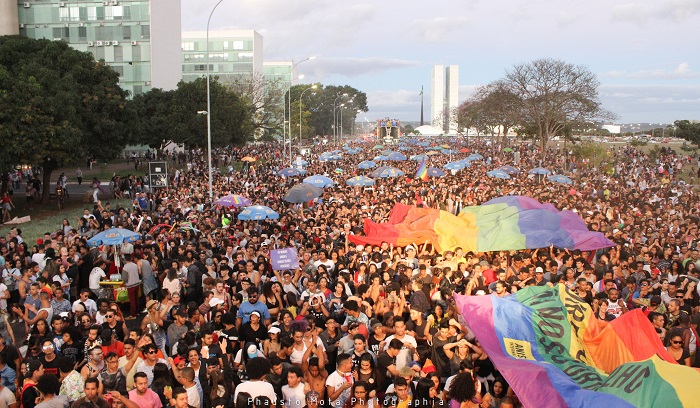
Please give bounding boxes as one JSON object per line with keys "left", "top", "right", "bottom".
{"left": 0, "top": 0, "right": 19, "bottom": 36}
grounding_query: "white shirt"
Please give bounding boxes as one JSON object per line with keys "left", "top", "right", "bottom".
{"left": 233, "top": 381, "right": 277, "bottom": 405}
{"left": 0, "top": 379, "right": 17, "bottom": 408}
{"left": 88, "top": 267, "right": 106, "bottom": 290}
{"left": 73, "top": 298, "right": 98, "bottom": 315}
{"left": 326, "top": 370, "right": 352, "bottom": 407}
{"left": 185, "top": 384, "right": 200, "bottom": 408}
{"left": 382, "top": 334, "right": 417, "bottom": 369}
{"left": 0, "top": 283, "right": 7, "bottom": 310}
{"left": 281, "top": 382, "right": 305, "bottom": 408}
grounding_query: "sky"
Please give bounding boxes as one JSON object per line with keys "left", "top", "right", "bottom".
{"left": 181, "top": 0, "right": 700, "bottom": 125}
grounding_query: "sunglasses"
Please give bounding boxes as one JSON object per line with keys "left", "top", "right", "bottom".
{"left": 146, "top": 350, "right": 158, "bottom": 354}
{"left": 106, "top": 315, "right": 114, "bottom": 318}
{"left": 672, "top": 341, "right": 683, "bottom": 345}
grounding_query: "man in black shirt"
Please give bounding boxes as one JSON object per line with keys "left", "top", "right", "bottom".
{"left": 376, "top": 339, "right": 403, "bottom": 393}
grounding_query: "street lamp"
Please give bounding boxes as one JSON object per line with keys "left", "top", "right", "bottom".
{"left": 339, "top": 99, "right": 354, "bottom": 142}
{"left": 287, "top": 57, "right": 315, "bottom": 164}
{"left": 333, "top": 93, "right": 348, "bottom": 144}
{"left": 299, "top": 84, "right": 318, "bottom": 145}
{"left": 282, "top": 74, "right": 304, "bottom": 163}
{"left": 205, "top": 0, "right": 225, "bottom": 201}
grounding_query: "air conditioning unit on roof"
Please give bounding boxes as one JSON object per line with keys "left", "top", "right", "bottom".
{"left": 23, "top": 2, "right": 30, "bottom": 8}
{"left": 59, "top": 2, "right": 66, "bottom": 7}
{"left": 112, "top": 41, "right": 119, "bottom": 46}
{"left": 96, "top": 41, "right": 103, "bottom": 46}
{"left": 88, "top": 41, "right": 94, "bottom": 46}
{"left": 131, "top": 41, "right": 137, "bottom": 45}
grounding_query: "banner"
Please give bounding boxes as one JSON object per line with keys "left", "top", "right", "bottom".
{"left": 269, "top": 248, "right": 299, "bottom": 271}
{"left": 455, "top": 286, "right": 700, "bottom": 408}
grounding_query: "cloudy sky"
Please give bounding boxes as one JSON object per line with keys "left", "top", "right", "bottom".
{"left": 182, "top": 0, "right": 700, "bottom": 125}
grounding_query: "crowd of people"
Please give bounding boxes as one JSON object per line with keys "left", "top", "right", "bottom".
{"left": 0, "top": 136, "right": 698, "bottom": 408}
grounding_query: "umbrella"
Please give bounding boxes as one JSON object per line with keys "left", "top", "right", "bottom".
{"left": 372, "top": 166, "right": 404, "bottom": 178}
{"left": 387, "top": 152, "right": 407, "bottom": 161}
{"left": 443, "top": 149, "right": 460, "bottom": 155}
{"left": 548, "top": 175, "right": 574, "bottom": 185}
{"left": 331, "top": 150, "right": 342, "bottom": 154}
{"left": 528, "top": 167, "right": 552, "bottom": 175}
{"left": 503, "top": 147, "right": 514, "bottom": 152}
{"left": 241, "top": 156, "right": 256, "bottom": 162}
{"left": 410, "top": 154, "right": 430, "bottom": 162}
{"left": 468, "top": 153, "right": 484, "bottom": 160}
{"left": 440, "top": 144, "right": 450, "bottom": 149}
{"left": 417, "top": 142, "right": 430, "bottom": 147}
{"left": 346, "top": 176, "right": 376, "bottom": 187}
{"left": 459, "top": 148, "right": 471, "bottom": 153}
{"left": 426, "top": 151, "right": 440, "bottom": 156}
{"left": 382, "top": 150, "right": 397, "bottom": 156}
{"left": 427, "top": 168, "right": 446, "bottom": 177}
{"left": 372, "top": 145, "right": 384, "bottom": 150}
{"left": 499, "top": 165, "right": 520, "bottom": 175}
{"left": 444, "top": 161, "right": 468, "bottom": 170}
{"left": 284, "top": 184, "right": 324, "bottom": 203}
{"left": 345, "top": 149, "right": 361, "bottom": 155}
{"left": 88, "top": 228, "right": 141, "bottom": 247}
{"left": 319, "top": 155, "right": 342, "bottom": 161}
{"left": 357, "top": 160, "right": 377, "bottom": 169}
{"left": 278, "top": 168, "right": 302, "bottom": 177}
{"left": 213, "top": 194, "right": 251, "bottom": 208}
{"left": 486, "top": 170, "right": 511, "bottom": 179}
{"left": 398, "top": 146, "right": 409, "bottom": 151}
{"left": 303, "top": 175, "right": 335, "bottom": 188}
{"left": 298, "top": 159, "right": 309, "bottom": 167}
{"left": 238, "top": 205, "right": 280, "bottom": 220}
{"left": 374, "top": 155, "right": 389, "bottom": 161}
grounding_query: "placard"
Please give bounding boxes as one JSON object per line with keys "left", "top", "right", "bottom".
{"left": 269, "top": 248, "right": 300, "bottom": 271}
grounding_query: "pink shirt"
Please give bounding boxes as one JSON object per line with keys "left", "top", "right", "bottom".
{"left": 128, "top": 389, "right": 163, "bottom": 408}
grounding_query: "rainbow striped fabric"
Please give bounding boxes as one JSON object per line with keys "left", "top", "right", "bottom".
{"left": 455, "top": 286, "right": 700, "bottom": 408}
{"left": 416, "top": 159, "right": 428, "bottom": 181}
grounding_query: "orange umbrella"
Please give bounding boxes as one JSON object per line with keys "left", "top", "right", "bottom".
{"left": 241, "top": 156, "right": 256, "bottom": 162}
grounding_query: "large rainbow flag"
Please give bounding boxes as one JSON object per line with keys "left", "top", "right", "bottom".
{"left": 347, "top": 196, "right": 614, "bottom": 252}
{"left": 455, "top": 286, "right": 700, "bottom": 408}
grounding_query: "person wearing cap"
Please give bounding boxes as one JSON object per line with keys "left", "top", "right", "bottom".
{"left": 167, "top": 308, "right": 189, "bottom": 355}
{"left": 100, "top": 329, "right": 125, "bottom": 358}
{"left": 239, "top": 310, "right": 268, "bottom": 350}
{"left": 236, "top": 286, "right": 270, "bottom": 329}
{"left": 140, "top": 300, "right": 167, "bottom": 357}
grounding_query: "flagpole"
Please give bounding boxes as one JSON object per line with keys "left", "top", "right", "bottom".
{"left": 420, "top": 86, "right": 424, "bottom": 127}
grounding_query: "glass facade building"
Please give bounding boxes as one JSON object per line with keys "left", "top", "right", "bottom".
{"left": 181, "top": 30, "right": 263, "bottom": 84}
{"left": 14, "top": 0, "right": 181, "bottom": 96}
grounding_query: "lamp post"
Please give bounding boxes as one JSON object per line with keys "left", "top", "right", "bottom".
{"left": 287, "top": 57, "right": 315, "bottom": 164}
{"left": 339, "top": 99, "right": 354, "bottom": 142}
{"left": 282, "top": 74, "right": 304, "bottom": 163}
{"left": 299, "top": 85, "right": 317, "bottom": 145}
{"left": 332, "top": 93, "right": 348, "bottom": 144}
{"left": 205, "top": 0, "right": 225, "bottom": 202}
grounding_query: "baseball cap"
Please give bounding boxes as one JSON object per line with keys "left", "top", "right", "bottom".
{"left": 268, "top": 326, "right": 281, "bottom": 334}
{"left": 250, "top": 310, "right": 261, "bottom": 319}
{"left": 173, "top": 356, "right": 186, "bottom": 365}
{"left": 209, "top": 298, "right": 224, "bottom": 307}
{"left": 535, "top": 267, "right": 544, "bottom": 274}
{"left": 246, "top": 344, "right": 258, "bottom": 358}
{"left": 650, "top": 296, "right": 662, "bottom": 306}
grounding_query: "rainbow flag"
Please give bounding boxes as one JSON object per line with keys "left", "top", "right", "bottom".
{"left": 347, "top": 196, "right": 614, "bottom": 252}
{"left": 416, "top": 159, "right": 428, "bottom": 181}
{"left": 455, "top": 286, "right": 700, "bottom": 408}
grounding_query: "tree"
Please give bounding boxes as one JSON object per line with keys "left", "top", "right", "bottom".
{"left": 473, "top": 80, "right": 521, "bottom": 140}
{"left": 289, "top": 84, "right": 368, "bottom": 138}
{"left": 227, "top": 72, "right": 284, "bottom": 140}
{"left": 674, "top": 120, "right": 700, "bottom": 145}
{"left": 503, "top": 58, "right": 615, "bottom": 156}
{"left": 571, "top": 141, "right": 607, "bottom": 169}
{"left": 167, "top": 77, "right": 254, "bottom": 148}
{"left": 0, "top": 36, "right": 132, "bottom": 201}
{"left": 130, "top": 88, "right": 176, "bottom": 148}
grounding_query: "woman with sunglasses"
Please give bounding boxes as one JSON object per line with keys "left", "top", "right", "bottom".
{"left": 666, "top": 330, "right": 691, "bottom": 366}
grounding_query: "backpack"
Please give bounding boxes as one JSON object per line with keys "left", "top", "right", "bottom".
{"left": 19, "top": 382, "right": 37, "bottom": 408}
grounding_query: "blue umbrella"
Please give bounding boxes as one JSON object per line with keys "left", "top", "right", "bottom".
{"left": 499, "top": 165, "right": 520, "bottom": 175}
{"left": 398, "top": 146, "right": 409, "bottom": 151}
{"left": 88, "top": 228, "right": 141, "bottom": 247}
{"left": 417, "top": 142, "right": 430, "bottom": 147}
{"left": 357, "top": 160, "right": 377, "bottom": 169}
{"left": 387, "top": 152, "right": 407, "bottom": 161}
{"left": 374, "top": 155, "right": 389, "bottom": 162}
{"left": 443, "top": 149, "right": 460, "bottom": 155}
{"left": 528, "top": 167, "right": 552, "bottom": 175}
{"left": 213, "top": 194, "right": 251, "bottom": 208}
{"left": 372, "top": 166, "right": 404, "bottom": 178}
{"left": 345, "top": 148, "right": 361, "bottom": 155}
{"left": 278, "top": 167, "right": 302, "bottom": 177}
{"left": 346, "top": 176, "right": 376, "bottom": 187}
{"left": 444, "top": 161, "right": 468, "bottom": 170}
{"left": 410, "top": 154, "right": 429, "bottom": 162}
{"left": 427, "top": 168, "right": 446, "bottom": 177}
{"left": 238, "top": 205, "right": 280, "bottom": 220}
{"left": 303, "top": 175, "right": 335, "bottom": 188}
{"left": 298, "top": 159, "right": 309, "bottom": 167}
{"left": 548, "top": 175, "right": 573, "bottom": 185}
{"left": 486, "top": 170, "right": 511, "bottom": 179}
{"left": 331, "top": 149, "right": 342, "bottom": 154}
{"left": 382, "top": 150, "right": 397, "bottom": 156}
{"left": 284, "top": 184, "right": 324, "bottom": 203}
{"left": 468, "top": 153, "right": 484, "bottom": 160}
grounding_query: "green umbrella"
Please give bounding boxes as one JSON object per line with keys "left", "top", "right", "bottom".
{"left": 503, "top": 147, "right": 514, "bottom": 152}
{"left": 372, "top": 145, "right": 384, "bottom": 150}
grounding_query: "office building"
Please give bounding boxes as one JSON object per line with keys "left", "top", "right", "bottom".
{"left": 9, "top": 0, "right": 181, "bottom": 95}
{"left": 431, "top": 64, "right": 460, "bottom": 134}
{"left": 181, "top": 29, "right": 263, "bottom": 84}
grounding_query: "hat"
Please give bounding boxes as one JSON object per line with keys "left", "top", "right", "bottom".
{"left": 36, "top": 238, "right": 44, "bottom": 245}
{"left": 479, "top": 260, "right": 489, "bottom": 267}
{"left": 642, "top": 265, "right": 651, "bottom": 273}
{"left": 146, "top": 299, "right": 158, "bottom": 310}
{"left": 356, "top": 245, "right": 364, "bottom": 251}
{"left": 0, "top": 256, "right": 5, "bottom": 266}
{"left": 475, "top": 290, "right": 486, "bottom": 296}
{"left": 205, "top": 258, "right": 214, "bottom": 266}
{"left": 535, "top": 267, "right": 544, "bottom": 274}
{"left": 371, "top": 322, "right": 383, "bottom": 332}
{"left": 262, "top": 239, "right": 270, "bottom": 246}
{"left": 650, "top": 296, "right": 662, "bottom": 306}
{"left": 250, "top": 310, "right": 262, "bottom": 319}
{"left": 209, "top": 298, "right": 224, "bottom": 307}
{"left": 448, "top": 319, "right": 461, "bottom": 329}
{"left": 74, "top": 303, "right": 85, "bottom": 312}
{"left": 268, "top": 326, "right": 281, "bottom": 334}
{"left": 246, "top": 344, "right": 258, "bottom": 358}
{"left": 25, "top": 359, "right": 42, "bottom": 377}
{"left": 173, "top": 356, "right": 186, "bottom": 365}
{"left": 348, "top": 322, "right": 360, "bottom": 330}
{"left": 175, "top": 308, "right": 188, "bottom": 317}
{"left": 405, "top": 245, "right": 415, "bottom": 251}
{"left": 612, "top": 229, "right": 621, "bottom": 235}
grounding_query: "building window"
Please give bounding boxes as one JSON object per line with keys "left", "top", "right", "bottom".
{"left": 232, "top": 40, "right": 244, "bottom": 50}
{"left": 113, "top": 6, "right": 123, "bottom": 20}
{"left": 105, "top": 5, "right": 113, "bottom": 20}
{"left": 122, "top": 25, "right": 131, "bottom": 40}
{"left": 140, "top": 25, "right": 150, "bottom": 39}
{"left": 114, "top": 47, "right": 123, "bottom": 63}
{"left": 59, "top": 8, "right": 70, "bottom": 22}
{"left": 78, "top": 27, "right": 87, "bottom": 40}
{"left": 182, "top": 42, "right": 194, "bottom": 51}
{"left": 87, "top": 6, "right": 97, "bottom": 21}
